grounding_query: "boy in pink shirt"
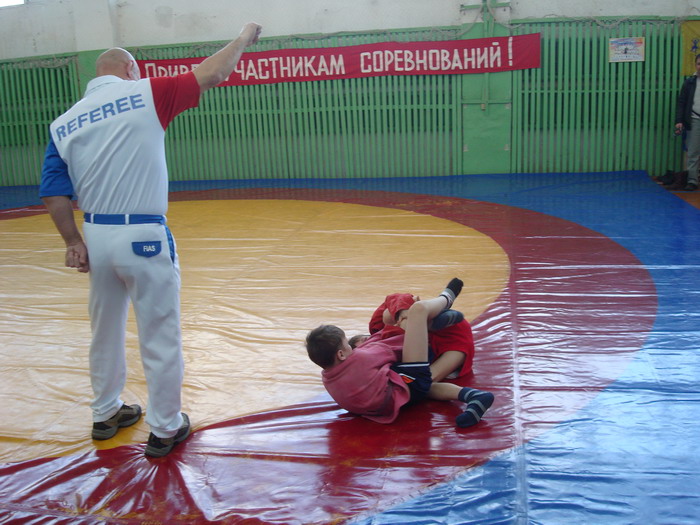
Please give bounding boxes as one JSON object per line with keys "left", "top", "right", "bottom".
{"left": 305, "top": 279, "right": 494, "bottom": 427}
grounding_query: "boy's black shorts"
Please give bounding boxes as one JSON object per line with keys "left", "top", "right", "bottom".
{"left": 391, "top": 361, "right": 433, "bottom": 404}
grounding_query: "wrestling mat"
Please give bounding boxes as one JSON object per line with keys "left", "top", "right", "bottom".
{"left": 0, "top": 171, "right": 697, "bottom": 524}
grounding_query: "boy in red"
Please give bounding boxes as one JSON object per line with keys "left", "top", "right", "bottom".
{"left": 353, "top": 292, "right": 475, "bottom": 381}
{"left": 305, "top": 279, "right": 494, "bottom": 427}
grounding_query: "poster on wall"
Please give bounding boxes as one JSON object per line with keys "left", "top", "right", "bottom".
{"left": 137, "top": 33, "right": 541, "bottom": 87}
{"left": 681, "top": 21, "right": 700, "bottom": 76}
{"left": 608, "top": 37, "right": 645, "bottom": 63}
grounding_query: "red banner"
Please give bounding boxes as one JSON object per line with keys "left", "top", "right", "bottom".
{"left": 138, "top": 33, "right": 540, "bottom": 87}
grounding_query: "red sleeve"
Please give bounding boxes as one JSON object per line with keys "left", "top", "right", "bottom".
{"left": 149, "top": 72, "right": 201, "bottom": 129}
{"left": 369, "top": 300, "right": 387, "bottom": 334}
{"left": 369, "top": 293, "right": 416, "bottom": 334}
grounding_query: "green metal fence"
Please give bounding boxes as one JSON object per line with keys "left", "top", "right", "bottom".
{"left": 0, "top": 18, "right": 687, "bottom": 187}
{"left": 512, "top": 18, "right": 682, "bottom": 175}
{"left": 0, "top": 56, "right": 80, "bottom": 186}
{"left": 132, "top": 29, "right": 462, "bottom": 181}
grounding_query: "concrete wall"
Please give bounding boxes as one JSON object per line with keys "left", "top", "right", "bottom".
{"left": 0, "top": 0, "right": 698, "bottom": 61}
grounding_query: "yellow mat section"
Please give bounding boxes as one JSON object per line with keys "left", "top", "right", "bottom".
{"left": 0, "top": 199, "right": 509, "bottom": 463}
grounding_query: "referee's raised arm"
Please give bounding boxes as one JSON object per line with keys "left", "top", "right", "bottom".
{"left": 193, "top": 22, "right": 262, "bottom": 93}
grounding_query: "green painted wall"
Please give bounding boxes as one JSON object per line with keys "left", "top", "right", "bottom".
{"left": 0, "top": 17, "right": 688, "bottom": 187}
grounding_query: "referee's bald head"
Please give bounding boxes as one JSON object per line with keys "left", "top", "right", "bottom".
{"left": 96, "top": 48, "right": 140, "bottom": 80}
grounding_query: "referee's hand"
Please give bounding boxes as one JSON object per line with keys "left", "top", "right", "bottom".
{"left": 66, "top": 242, "right": 89, "bottom": 273}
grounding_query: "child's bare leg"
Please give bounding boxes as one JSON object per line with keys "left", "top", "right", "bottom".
{"left": 427, "top": 381, "right": 463, "bottom": 400}
{"left": 430, "top": 351, "right": 466, "bottom": 382}
{"left": 402, "top": 279, "right": 463, "bottom": 362}
{"left": 402, "top": 299, "right": 447, "bottom": 362}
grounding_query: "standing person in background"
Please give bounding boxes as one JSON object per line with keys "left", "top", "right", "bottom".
{"left": 39, "top": 22, "right": 262, "bottom": 458}
{"left": 675, "top": 53, "right": 700, "bottom": 192}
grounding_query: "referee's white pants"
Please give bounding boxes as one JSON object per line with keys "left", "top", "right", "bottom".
{"left": 84, "top": 221, "right": 184, "bottom": 438}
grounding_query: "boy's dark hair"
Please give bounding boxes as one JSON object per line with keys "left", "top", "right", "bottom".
{"left": 348, "top": 334, "right": 369, "bottom": 349}
{"left": 306, "top": 325, "right": 345, "bottom": 369}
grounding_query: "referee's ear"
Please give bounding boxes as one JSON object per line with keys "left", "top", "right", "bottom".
{"left": 127, "top": 60, "right": 141, "bottom": 81}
